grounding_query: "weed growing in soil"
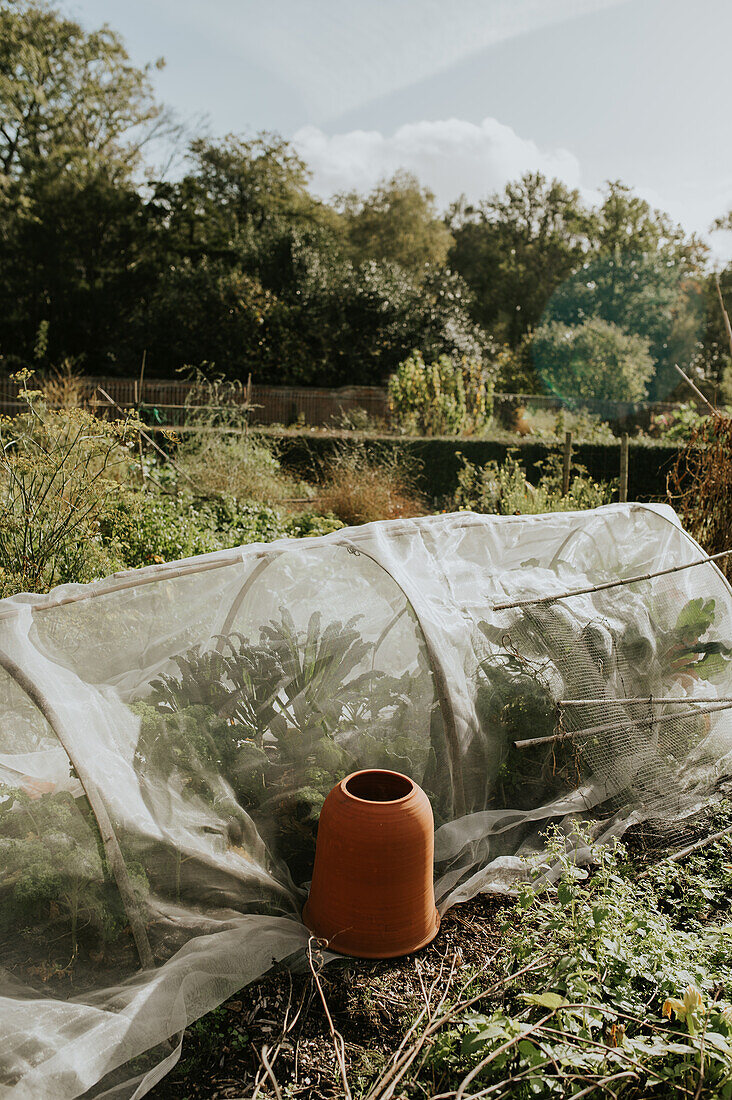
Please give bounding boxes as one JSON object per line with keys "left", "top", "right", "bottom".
{"left": 451, "top": 451, "right": 615, "bottom": 515}
{"left": 421, "top": 823, "right": 732, "bottom": 1099}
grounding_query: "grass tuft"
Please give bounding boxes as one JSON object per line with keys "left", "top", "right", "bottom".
{"left": 316, "top": 442, "right": 425, "bottom": 526}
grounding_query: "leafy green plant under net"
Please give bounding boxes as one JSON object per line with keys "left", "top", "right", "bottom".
{"left": 0, "top": 784, "right": 146, "bottom": 975}
{"left": 133, "top": 610, "right": 439, "bottom": 882}
{"left": 471, "top": 595, "right": 732, "bottom": 815}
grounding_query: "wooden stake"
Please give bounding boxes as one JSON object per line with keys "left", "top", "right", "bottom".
{"left": 562, "top": 432, "right": 572, "bottom": 496}
{"left": 715, "top": 274, "right": 732, "bottom": 361}
{"left": 619, "top": 434, "right": 629, "bottom": 503}
{"left": 492, "top": 546, "right": 732, "bottom": 611}
{"left": 136, "top": 350, "right": 147, "bottom": 482}
{"left": 139, "top": 349, "right": 147, "bottom": 404}
{"left": 560, "top": 696, "right": 732, "bottom": 706}
{"left": 674, "top": 364, "right": 717, "bottom": 416}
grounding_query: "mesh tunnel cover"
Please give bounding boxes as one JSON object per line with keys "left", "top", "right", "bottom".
{"left": 1, "top": 503, "right": 731, "bottom": 1097}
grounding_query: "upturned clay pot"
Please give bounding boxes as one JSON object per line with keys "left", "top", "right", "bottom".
{"left": 303, "top": 769, "right": 439, "bottom": 958}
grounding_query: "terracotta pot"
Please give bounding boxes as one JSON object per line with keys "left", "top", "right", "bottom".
{"left": 303, "top": 769, "right": 439, "bottom": 958}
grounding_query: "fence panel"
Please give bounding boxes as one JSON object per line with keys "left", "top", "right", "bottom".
{"left": 0, "top": 375, "right": 695, "bottom": 429}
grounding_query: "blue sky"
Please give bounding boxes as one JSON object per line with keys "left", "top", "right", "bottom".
{"left": 72, "top": 0, "right": 732, "bottom": 257}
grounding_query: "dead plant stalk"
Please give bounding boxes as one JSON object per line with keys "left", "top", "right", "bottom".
{"left": 364, "top": 954, "right": 550, "bottom": 1100}
{"left": 307, "top": 936, "right": 352, "bottom": 1100}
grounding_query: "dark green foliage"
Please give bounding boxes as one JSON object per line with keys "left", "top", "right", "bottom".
{"left": 473, "top": 653, "right": 572, "bottom": 811}
{"left": 449, "top": 175, "right": 709, "bottom": 399}
{"left": 0, "top": 173, "right": 159, "bottom": 372}
{"left": 451, "top": 451, "right": 615, "bottom": 514}
{"left": 127, "top": 261, "right": 276, "bottom": 380}
{"left": 422, "top": 824, "right": 732, "bottom": 1099}
{"left": 645, "top": 802, "right": 732, "bottom": 926}
{"left": 544, "top": 253, "right": 705, "bottom": 402}
{"left": 267, "top": 427, "right": 678, "bottom": 505}
{"left": 244, "top": 249, "right": 488, "bottom": 387}
{"left": 337, "top": 170, "right": 454, "bottom": 274}
{"left": 447, "top": 173, "right": 593, "bottom": 347}
{"left": 540, "top": 182, "right": 708, "bottom": 401}
{"left": 102, "top": 490, "right": 339, "bottom": 570}
{"left": 134, "top": 611, "right": 436, "bottom": 880}
{"left": 472, "top": 596, "right": 731, "bottom": 815}
{"left": 1, "top": 5, "right": 725, "bottom": 394}
{"left": 530, "top": 317, "right": 655, "bottom": 403}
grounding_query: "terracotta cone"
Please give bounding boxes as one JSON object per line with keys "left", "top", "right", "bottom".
{"left": 303, "top": 769, "right": 440, "bottom": 958}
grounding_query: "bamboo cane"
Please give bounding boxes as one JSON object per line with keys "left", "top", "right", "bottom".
{"left": 674, "top": 363, "right": 717, "bottom": 416}
{"left": 514, "top": 698, "right": 732, "bottom": 749}
{"left": 492, "top": 546, "right": 732, "bottom": 612}
{"left": 638, "top": 822, "right": 732, "bottom": 877}
{"left": 715, "top": 273, "right": 732, "bottom": 362}
{"left": 559, "top": 696, "right": 732, "bottom": 706}
{"left": 334, "top": 539, "right": 467, "bottom": 818}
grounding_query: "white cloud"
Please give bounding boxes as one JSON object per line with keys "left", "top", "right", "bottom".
{"left": 293, "top": 117, "right": 591, "bottom": 208}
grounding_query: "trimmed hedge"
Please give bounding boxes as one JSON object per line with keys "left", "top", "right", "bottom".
{"left": 259, "top": 428, "right": 679, "bottom": 504}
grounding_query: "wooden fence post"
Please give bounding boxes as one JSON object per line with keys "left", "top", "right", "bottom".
{"left": 136, "top": 351, "right": 146, "bottom": 480}
{"left": 562, "top": 431, "right": 572, "bottom": 496}
{"left": 619, "top": 433, "right": 629, "bottom": 503}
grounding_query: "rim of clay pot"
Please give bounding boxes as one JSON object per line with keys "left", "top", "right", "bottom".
{"left": 341, "top": 769, "right": 415, "bottom": 804}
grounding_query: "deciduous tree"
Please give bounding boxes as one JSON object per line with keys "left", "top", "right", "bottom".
{"left": 338, "top": 171, "right": 453, "bottom": 275}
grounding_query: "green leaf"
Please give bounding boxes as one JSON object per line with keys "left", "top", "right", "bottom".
{"left": 676, "top": 597, "right": 715, "bottom": 636}
{"left": 521, "top": 991, "right": 569, "bottom": 1011}
{"left": 557, "top": 882, "right": 575, "bottom": 906}
{"left": 697, "top": 650, "right": 730, "bottom": 681}
{"left": 517, "top": 1039, "right": 545, "bottom": 1065}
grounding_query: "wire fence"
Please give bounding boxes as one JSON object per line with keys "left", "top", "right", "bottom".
{"left": 0, "top": 375, "right": 694, "bottom": 430}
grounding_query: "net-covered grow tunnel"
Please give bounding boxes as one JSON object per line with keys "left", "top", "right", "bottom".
{"left": 1, "top": 503, "right": 732, "bottom": 1098}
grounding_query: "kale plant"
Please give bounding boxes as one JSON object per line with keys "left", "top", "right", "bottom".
{"left": 0, "top": 783, "right": 145, "bottom": 968}
{"left": 134, "top": 610, "right": 435, "bottom": 880}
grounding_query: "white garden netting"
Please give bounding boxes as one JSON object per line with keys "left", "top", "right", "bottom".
{"left": 1, "top": 503, "right": 732, "bottom": 1098}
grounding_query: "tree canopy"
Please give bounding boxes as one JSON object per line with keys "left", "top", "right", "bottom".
{"left": 338, "top": 171, "right": 454, "bottom": 275}
{"left": 447, "top": 174, "right": 593, "bottom": 346}
{"left": 542, "top": 183, "right": 708, "bottom": 399}
{"left": 0, "top": 0, "right": 728, "bottom": 397}
{"left": 0, "top": 1, "right": 168, "bottom": 184}
{"left": 531, "top": 317, "right": 655, "bottom": 403}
